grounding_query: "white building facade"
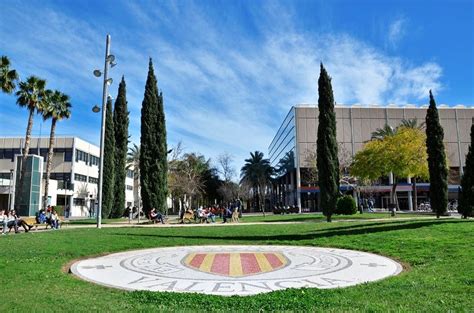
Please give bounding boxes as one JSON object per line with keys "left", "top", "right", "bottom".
{"left": 0, "top": 137, "right": 135, "bottom": 217}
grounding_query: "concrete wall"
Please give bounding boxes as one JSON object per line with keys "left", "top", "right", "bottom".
{"left": 295, "top": 106, "right": 474, "bottom": 169}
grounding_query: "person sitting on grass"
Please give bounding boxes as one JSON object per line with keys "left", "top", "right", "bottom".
{"left": 50, "top": 209, "right": 60, "bottom": 229}
{"left": 149, "top": 208, "right": 164, "bottom": 224}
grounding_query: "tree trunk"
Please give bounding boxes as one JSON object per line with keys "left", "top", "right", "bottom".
{"left": 260, "top": 185, "right": 266, "bottom": 217}
{"left": 391, "top": 181, "right": 398, "bottom": 216}
{"left": 412, "top": 177, "right": 417, "bottom": 211}
{"left": 43, "top": 118, "right": 57, "bottom": 210}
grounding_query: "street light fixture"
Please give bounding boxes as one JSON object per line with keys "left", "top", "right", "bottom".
{"left": 92, "top": 34, "right": 115, "bottom": 229}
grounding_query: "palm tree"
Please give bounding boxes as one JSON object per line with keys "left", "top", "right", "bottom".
{"left": 0, "top": 56, "right": 19, "bottom": 93}
{"left": 16, "top": 76, "right": 47, "bottom": 157}
{"left": 371, "top": 124, "right": 396, "bottom": 140}
{"left": 240, "top": 151, "right": 274, "bottom": 216}
{"left": 400, "top": 118, "right": 425, "bottom": 130}
{"left": 15, "top": 76, "right": 47, "bottom": 206}
{"left": 42, "top": 90, "right": 72, "bottom": 209}
{"left": 126, "top": 144, "right": 141, "bottom": 221}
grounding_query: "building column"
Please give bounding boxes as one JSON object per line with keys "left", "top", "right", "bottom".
{"left": 454, "top": 109, "right": 464, "bottom": 176}
{"left": 407, "top": 177, "right": 413, "bottom": 211}
{"left": 296, "top": 166, "right": 302, "bottom": 213}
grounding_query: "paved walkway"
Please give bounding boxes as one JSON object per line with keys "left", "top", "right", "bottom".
{"left": 4, "top": 215, "right": 460, "bottom": 234}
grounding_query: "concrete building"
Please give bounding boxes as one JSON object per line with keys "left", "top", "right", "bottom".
{"left": 0, "top": 137, "right": 135, "bottom": 217}
{"left": 268, "top": 105, "right": 474, "bottom": 211}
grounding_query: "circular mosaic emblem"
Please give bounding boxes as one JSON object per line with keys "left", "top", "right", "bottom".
{"left": 71, "top": 245, "right": 402, "bottom": 296}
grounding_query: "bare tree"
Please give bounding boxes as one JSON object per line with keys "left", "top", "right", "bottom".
{"left": 217, "top": 152, "right": 236, "bottom": 182}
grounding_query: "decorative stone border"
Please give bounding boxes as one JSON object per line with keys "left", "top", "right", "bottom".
{"left": 71, "top": 245, "right": 403, "bottom": 296}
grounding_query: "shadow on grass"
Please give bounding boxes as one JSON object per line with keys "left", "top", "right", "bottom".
{"left": 109, "top": 219, "right": 463, "bottom": 242}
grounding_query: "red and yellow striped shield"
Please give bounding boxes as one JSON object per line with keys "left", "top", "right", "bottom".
{"left": 183, "top": 252, "right": 289, "bottom": 277}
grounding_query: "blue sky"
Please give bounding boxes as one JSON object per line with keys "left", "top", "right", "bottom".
{"left": 1, "top": 0, "right": 473, "bottom": 175}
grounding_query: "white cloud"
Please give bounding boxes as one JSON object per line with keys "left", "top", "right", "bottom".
{"left": 387, "top": 16, "right": 407, "bottom": 49}
{"left": 0, "top": 2, "right": 444, "bottom": 174}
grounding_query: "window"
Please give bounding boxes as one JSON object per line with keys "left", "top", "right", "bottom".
{"left": 64, "top": 148, "right": 73, "bottom": 162}
{"left": 50, "top": 173, "right": 72, "bottom": 189}
{"left": 88, "top": 177, "right": 99, "bottom": 184}
{"left": 75, "top": 149, "right": 89, "bottom": 164}
{"left": 89, "top": 155, "right": 100, "bottom": 167}
{"left": 127, "top": 170, "right": 134, "bottom": 178}
{"left": 74, "top": 173, "right": 87, "bottom": 182}
{"left": 126, "top": 185, "right": 133, "bottom": 190}
{"left": 73, "top": 198, "right": 85, "bottom": 206}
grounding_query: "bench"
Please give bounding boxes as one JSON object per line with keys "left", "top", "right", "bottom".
{"left": 148, "top": 213, "right": 169, "bottom": 224}
{"left": 23, "top": 216, "right": 67, "bottom": 231}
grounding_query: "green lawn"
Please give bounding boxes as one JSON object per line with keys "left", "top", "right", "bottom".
{"left": 68, "top": 212, "right": 435, "bottom": 225}
{"left": 1, "top": 218, "right": 472, "bottom": 312}
{"left": 238, "top": 212, "right": 433, "bottom": 223}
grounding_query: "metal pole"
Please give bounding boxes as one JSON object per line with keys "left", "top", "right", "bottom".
{"left": 97, "top": 34, "right": 111, "bottom": 229}
{"left": 7, "top": 169, "right": 13, "bottom": 211}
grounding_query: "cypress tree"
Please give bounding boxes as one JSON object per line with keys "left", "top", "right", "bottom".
{"left": 102, "top": 97, "right": 115, "bottom": 218}
{"left": 316, "top": 63, "right": 340, "bottom": 222}
{"left": 111, "top": 77, "right": 129, "bottom": 217}
{"left": 459, "top": 123, "right": 474, "bottom": 218}
{"left": 140, "top": 58, "right": 168, "bottom": 215}
{"left": 425, "top": 90, "right": 448, "bottom": 218}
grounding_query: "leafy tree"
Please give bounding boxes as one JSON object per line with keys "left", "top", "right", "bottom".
{"left": 102, "top": 97, "right": 115, "bottom": 218}
{"left": 0, "top": 56, "right": 19, "bottom": 93}
{"left": 42, "top": 90, "right": 72, "bottom": 209}
{"left": 400, "top": 118, "right": 425, "bottom": 210}
{"left": 459, "top": 124, "right": 474, "bottom": 218}
{"left": 140, "top": 58, "right": 168, "bottom": 214}
{"left": 425, "top": 91, "right": 448, "bottom": 218}
{"left": 316, "top": 63, "right": 339, "bottom": 222}
{"left": 371, "top": 119, "right": 425, "bottom": 210}
{"left": 15, "top": 76, "right": 47, "bottom": 208}
{"left": 240, "top": 151, "right": 274, "bottom": 216}
{"left": 351, "top": 127, "right": 429, "bottom": 212}
{"left": 111, "top": 77, "right": 129, "bottom": 217}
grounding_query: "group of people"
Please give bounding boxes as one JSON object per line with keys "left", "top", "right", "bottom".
{"left": 36, "top": 206, "right": 61, "bottom": 229}
{"left": 0, "top": 206, "right": 61, "bottom": 235}
{"left": 0, "top": 209, "right": 34, "bottom": 234}
{"left": 359, "top": 197, "right": 375, "bottom": 212}
{"left": 195, "top": 203, "right": 240, "bottom": 224}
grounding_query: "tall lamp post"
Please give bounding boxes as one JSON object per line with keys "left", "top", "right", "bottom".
{"left": 92, "top": 34, "right": 116, "bottom": 229}
{"left": 7, "top": 169, "right": 14, "bottom": 211}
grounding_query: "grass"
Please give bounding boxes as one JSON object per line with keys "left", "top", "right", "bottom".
{"left": 68, "top": 212, "right": 435, "bottom": 225}
{"left": 238, "top": 212, "right": 433, "bottom": 223}
{"left": 1, "top": 218, "right": 472, "bottom": 312}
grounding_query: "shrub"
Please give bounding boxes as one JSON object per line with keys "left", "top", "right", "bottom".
{"left": 335, "top": 195, "right": 357, "bottom": 215}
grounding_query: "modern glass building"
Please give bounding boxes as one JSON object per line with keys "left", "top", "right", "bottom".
{"left": 268, "top": 104, "right": 474, "bottom": 212}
